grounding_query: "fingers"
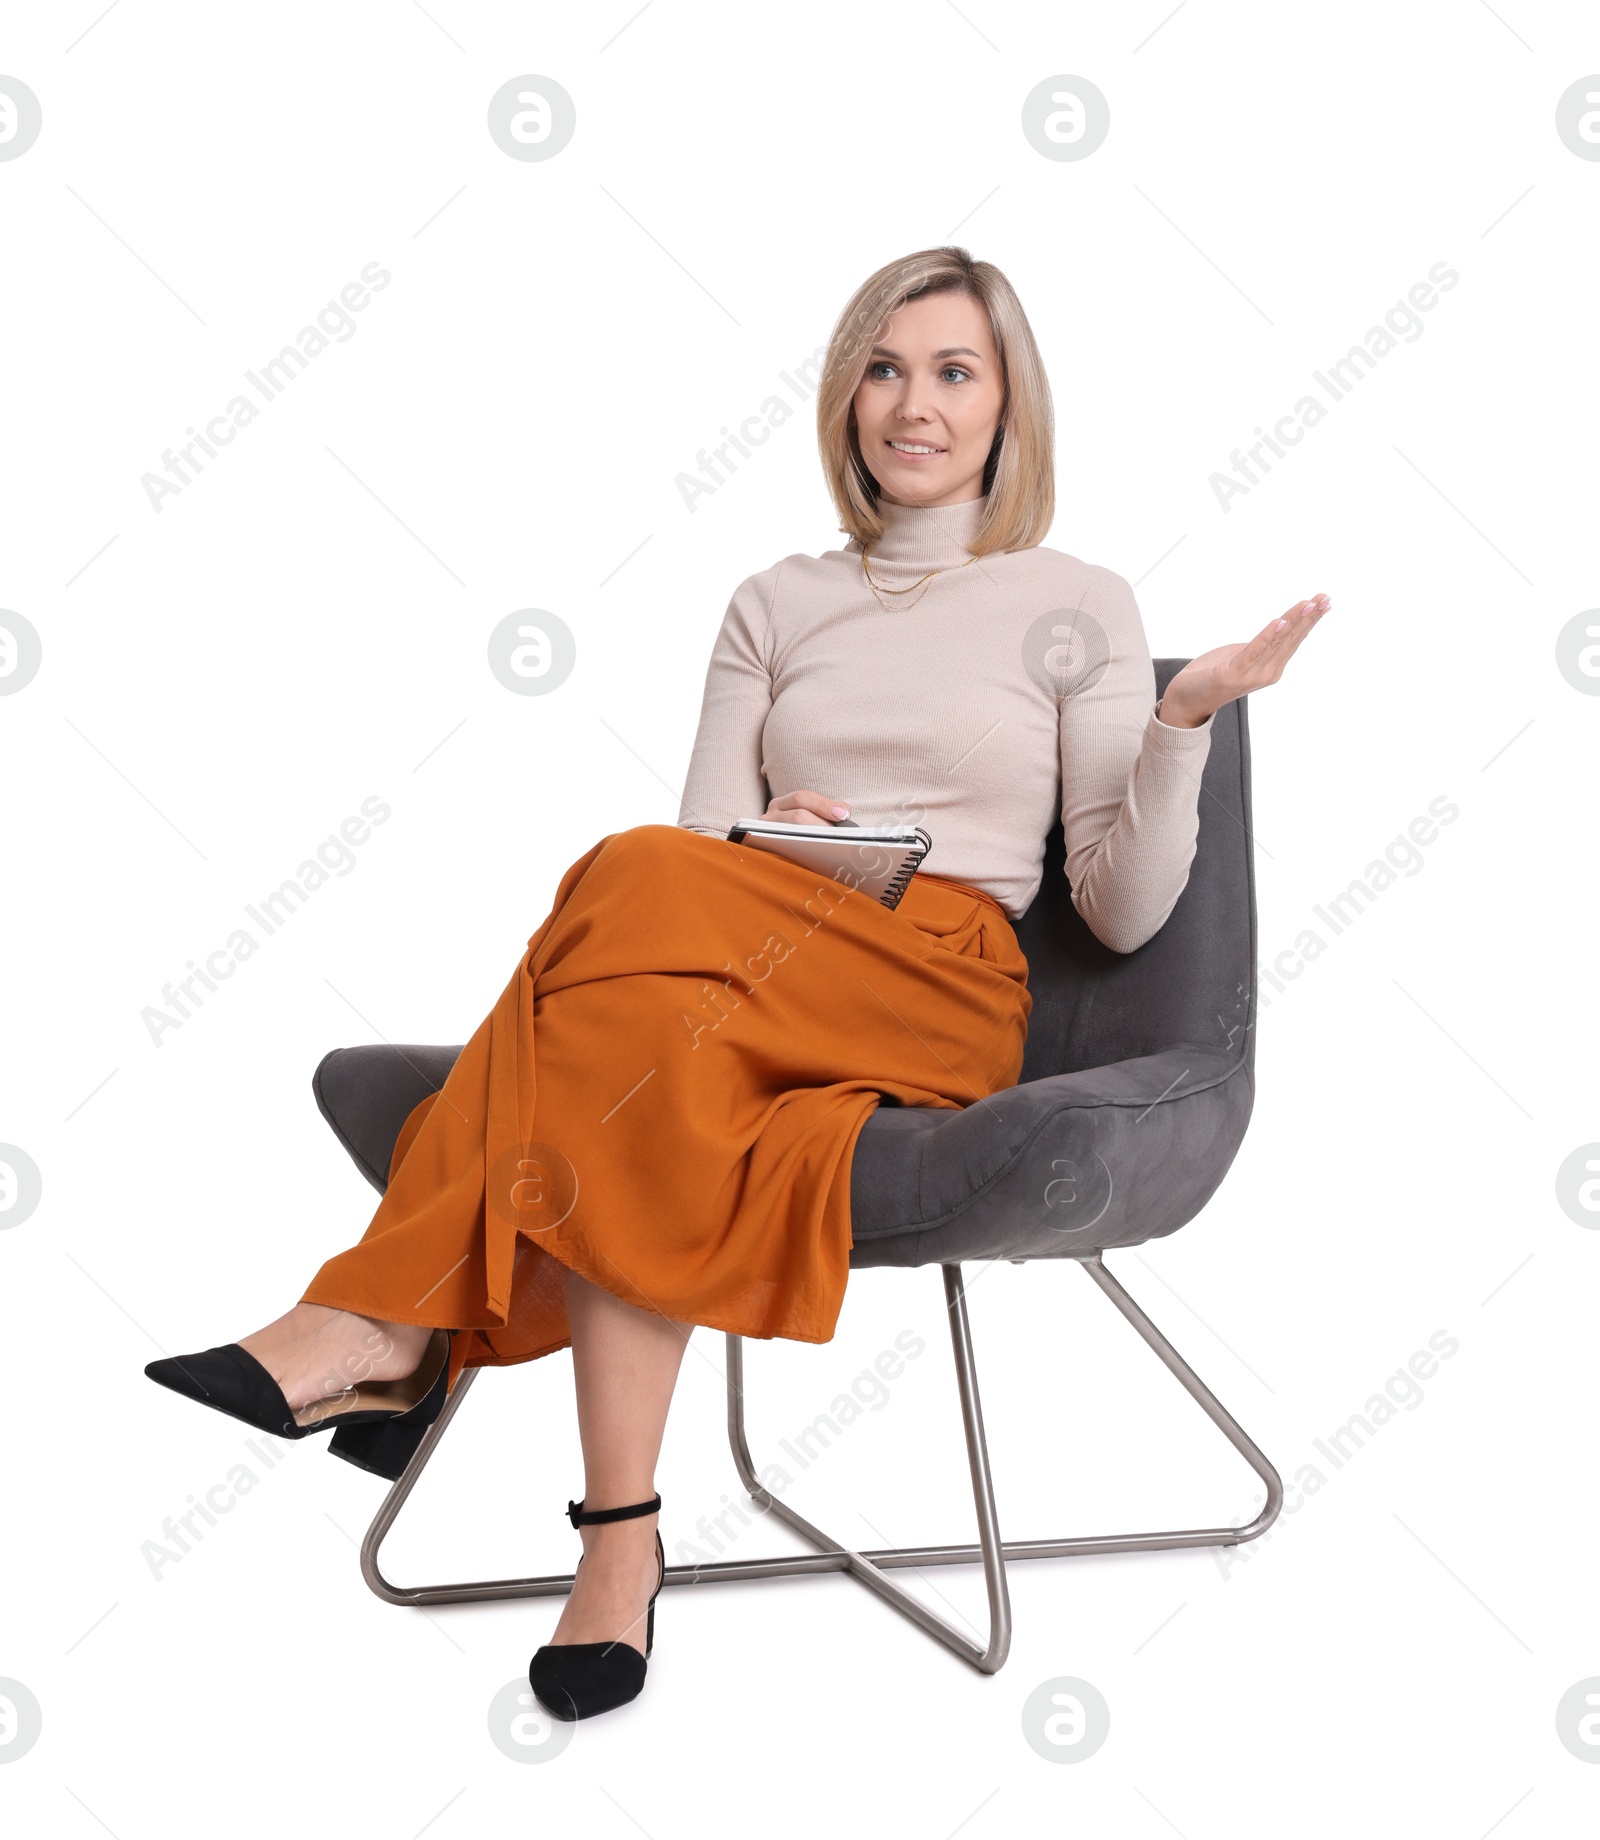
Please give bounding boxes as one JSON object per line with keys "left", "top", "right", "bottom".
{"left": 1275, "top": 593, "right": 1330, "bottom": 657}
{"left": 1273, "top": 591, "right": 1330, "bottom": 633}
{"left": 1246, "top": 593, "right": 1330, "bottom": 662}
{"left": 767, "top": 789, "right": 851, "bottom": 826}
{"left": 1231, "top": 594, "right": 1329, "bottom": 690}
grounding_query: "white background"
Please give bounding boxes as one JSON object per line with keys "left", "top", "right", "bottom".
{"left": 2, "top": 0, "right": 1597, "bottom": 1830}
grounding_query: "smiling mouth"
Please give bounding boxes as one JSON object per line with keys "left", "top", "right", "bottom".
{"left": 887, "top": 438, "right": 946, "bottom": 456}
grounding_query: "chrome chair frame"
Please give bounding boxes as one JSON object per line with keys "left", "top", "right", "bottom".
{"left": 357, "top": 1250, "right": 1282, "bottom": 1674}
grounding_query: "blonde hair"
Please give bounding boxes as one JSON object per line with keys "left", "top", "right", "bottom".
{"left": 815, "top": 246, "right": 1055, "bottom": 559}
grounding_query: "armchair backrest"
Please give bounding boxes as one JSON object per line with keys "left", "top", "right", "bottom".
{"left": 1011, "top": 662, "right": 1258, "bottom": 1085}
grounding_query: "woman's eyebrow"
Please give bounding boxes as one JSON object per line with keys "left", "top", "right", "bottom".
{"left": 870, "top": 345, "right": 984, "bottom": 361}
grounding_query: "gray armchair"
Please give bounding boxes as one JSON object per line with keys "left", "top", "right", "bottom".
{"left": 312, "top": 661, "right": 1282, "bottom": 1673}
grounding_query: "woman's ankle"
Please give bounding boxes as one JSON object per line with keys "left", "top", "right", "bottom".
{"left": 576, "top": 1511, "right": 661, "bottom": 1582}
{"left": 344, "top": 1311, "right": 433, "bottom": 1371}
{"left": 240, "top": 1306, "right": 435, "bottom": 1407}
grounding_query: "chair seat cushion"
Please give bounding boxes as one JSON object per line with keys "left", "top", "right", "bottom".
{"left": 314, "top": 1045, "right": 462, "bottom": 1196}
{"left": 846, "top": 1046, "right": 1252, "bottom": 1265}
{"left": 314, "top": 1041, "right": 1252, "bottom": 1273}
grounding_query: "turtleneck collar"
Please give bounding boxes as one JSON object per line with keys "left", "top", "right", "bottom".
{"left": 851, "top": 492, "right": 989, "bottom": 582}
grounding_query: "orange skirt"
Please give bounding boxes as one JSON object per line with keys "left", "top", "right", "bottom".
{"left": 300, "top": 824, "right": 1031, "bottom": 1394}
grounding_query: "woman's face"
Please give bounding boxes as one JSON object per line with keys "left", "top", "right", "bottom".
{"left": 851, "top": 290, "right": 1005, "bottom": 509}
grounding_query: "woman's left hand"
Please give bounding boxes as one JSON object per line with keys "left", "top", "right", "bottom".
{"left": 1157, "top": 592, "right": 1331, "bottom": 729}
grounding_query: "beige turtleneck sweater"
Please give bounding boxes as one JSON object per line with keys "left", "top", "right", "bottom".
{"left": 676, "top": 493, "right": 1215, "bottom": 949}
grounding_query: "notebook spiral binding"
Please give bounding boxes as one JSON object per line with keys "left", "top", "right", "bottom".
{"left": 880, "top": 828, "right": 933, "bottom": 910}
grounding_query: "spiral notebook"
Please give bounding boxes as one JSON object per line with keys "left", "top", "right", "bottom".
{"left": 725, "top": 817, "right": 933, "bottom": 910}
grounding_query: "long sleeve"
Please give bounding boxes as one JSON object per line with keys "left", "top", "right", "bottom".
{"left": 1059, "top": 567, "right": 1215, "bottom": 953}
{"left": 676, "top": 563, "right": 780, "bottom": 837}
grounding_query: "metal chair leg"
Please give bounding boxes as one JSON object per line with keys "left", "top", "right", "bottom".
{"left": 355, "top": 1252, "right": 1283, "bottom": 1673}
{"left": 1074, "top": 1252, "right": 1284, "bottom": 1549}
{"left": 724, "top": 1260, "right": 1014, "bottom": 1672}
{"left": 354, "top": 1262, "right": 1011, "bottom": 1658}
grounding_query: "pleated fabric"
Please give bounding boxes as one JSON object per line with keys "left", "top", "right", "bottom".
{"left": 299, "top": 824, "right": 1031, "bottom": 1395}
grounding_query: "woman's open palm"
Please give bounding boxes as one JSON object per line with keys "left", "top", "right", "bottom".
{"left": 1163, "top": 592, "right": 1330, "bottom": 724}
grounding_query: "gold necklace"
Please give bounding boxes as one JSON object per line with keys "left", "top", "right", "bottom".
{"left": 860, "top": 548, "right": 979, "bottom": 612}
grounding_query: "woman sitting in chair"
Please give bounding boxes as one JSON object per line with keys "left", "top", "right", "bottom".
{"left": 145, "top": 244, "right": 1326, "bottom": 1722}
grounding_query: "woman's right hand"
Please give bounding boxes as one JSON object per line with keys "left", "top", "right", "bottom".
{"left": 764, "top": 789, "right": 852, "bottom": 827}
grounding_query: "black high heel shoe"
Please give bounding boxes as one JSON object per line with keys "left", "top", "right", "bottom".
{"left": 528, "top": 1493, "right": 665, "bottom": 1722}
{"left": 145, "top": 1328, "right": 452, "bottom": 1478}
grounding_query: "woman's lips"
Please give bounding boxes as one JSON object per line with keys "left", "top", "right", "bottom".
{"left": 886, "top": 438, "right": 946, "bottom": 461}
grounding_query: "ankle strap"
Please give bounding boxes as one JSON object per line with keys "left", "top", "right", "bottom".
{"left": 567, "top": 1493, "right": 661, "bottom": 1528}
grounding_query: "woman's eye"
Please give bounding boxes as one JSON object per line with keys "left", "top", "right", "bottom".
{"left": 867, "top": 362, "right": 970, "bottom": 382}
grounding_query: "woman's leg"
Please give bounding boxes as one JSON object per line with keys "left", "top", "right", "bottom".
{"left": 238, "top": 1304, "right": 434, "bottom": 1413}
{"left": 549, "top": 1264, "right": 693, "bottom": 1654}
